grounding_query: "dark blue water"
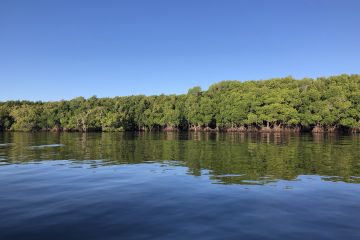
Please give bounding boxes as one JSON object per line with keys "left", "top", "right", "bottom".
{"left": 1, "top": 132, "right": 360, "bottom": 239}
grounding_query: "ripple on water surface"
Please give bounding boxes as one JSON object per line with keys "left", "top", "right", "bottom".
{"left": 0, "top": 132, "right": 359, "bottom": 240}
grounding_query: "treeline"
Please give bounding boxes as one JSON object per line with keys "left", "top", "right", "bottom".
{"left": 1, "top": 74, "right": 360, "bottom": 133}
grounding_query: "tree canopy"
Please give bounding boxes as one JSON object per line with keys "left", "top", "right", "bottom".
{"left": 1, "top": 74, "right": 359, "bottom": 133}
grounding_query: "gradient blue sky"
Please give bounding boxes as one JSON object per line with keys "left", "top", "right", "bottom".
{"left": 1, "top": 0, "right": 359, "bottom": 101}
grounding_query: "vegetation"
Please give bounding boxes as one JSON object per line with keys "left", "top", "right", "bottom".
{"left": 1, "top": 74, "right": 360, "bottom": 133}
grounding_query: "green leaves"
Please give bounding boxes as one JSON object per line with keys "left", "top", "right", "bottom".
{"left": 0, "top": 74, "right": 359, "bottom": 132}
{"left": 10, "top": 105, "right": 42, "bottom": 131}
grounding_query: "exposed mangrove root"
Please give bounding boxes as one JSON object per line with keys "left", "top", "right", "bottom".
{"left": 351, "top": 127, "right": 360, "bottom": 133}
{"left": 163, "top": 126, "right": 179, "bottom": 132}
{"left": 312, "top": 125, "right": 338, "bottom": 133}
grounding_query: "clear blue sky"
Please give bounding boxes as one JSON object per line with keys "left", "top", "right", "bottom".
{"left": 1, "top": 0, "right": 359, "bottom": 101}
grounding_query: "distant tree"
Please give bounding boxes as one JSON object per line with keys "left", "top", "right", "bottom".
{"left": 0, "top": 74, "right": 359, "bottom": 132}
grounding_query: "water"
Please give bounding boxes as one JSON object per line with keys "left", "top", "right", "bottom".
{"left": 1, "top": 132, "right": 360, "bottom": 240}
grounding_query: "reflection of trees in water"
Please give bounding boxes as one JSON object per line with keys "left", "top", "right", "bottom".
{"left": 1, "top": 132, "right": 360, "bottom": 184}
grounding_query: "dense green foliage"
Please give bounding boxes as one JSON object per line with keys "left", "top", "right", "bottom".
{"left": 1, "top": 74, "right": 360, "bottom": 132}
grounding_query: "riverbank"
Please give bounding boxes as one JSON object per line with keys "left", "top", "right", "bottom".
{"left": 1, "top": 125, "right": 359, "bottom": 133}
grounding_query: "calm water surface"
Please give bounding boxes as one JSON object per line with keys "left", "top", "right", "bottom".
{"left": 1, "top": 132, "right": 360, "bottom": 240}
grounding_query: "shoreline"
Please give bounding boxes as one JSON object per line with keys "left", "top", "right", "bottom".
{"left": 1, "top": 126, "right": 359, "bottom": 134}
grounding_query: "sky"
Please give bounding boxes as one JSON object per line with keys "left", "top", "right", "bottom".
{"left": 0, "top": 0, "right": 359, "bottom": 101}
